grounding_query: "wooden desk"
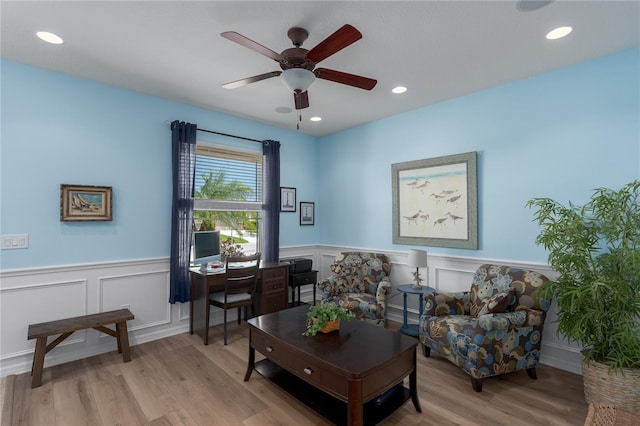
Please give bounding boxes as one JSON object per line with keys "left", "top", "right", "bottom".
{"left": 189, "top": 261, "right": 289, "bottom": 345}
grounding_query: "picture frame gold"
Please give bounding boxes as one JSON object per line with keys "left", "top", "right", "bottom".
{"left": 392, "top": 152, "right": 478, "bottom": 249}
{"left": 60, "top": 184, "right": 113, "bottom": 221}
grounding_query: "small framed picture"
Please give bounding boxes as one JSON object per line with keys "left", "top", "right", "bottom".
{"left": 300, "top": 202, "right": 315, "bottom": 226}
{"left": 280, "top": 187, "right": 296, "bottom": 212}
{"left": 60, "top": 184, "right": 113, "bottom": 221}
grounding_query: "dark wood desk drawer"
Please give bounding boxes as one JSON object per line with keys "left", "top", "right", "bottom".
{"left": 289, "top": 271, "right": 318, "bottom": 287}
{"left": 262, "top": 293, "right": 286, "bottom": 313}
{"left": 262, "top": 279, "right": 286, "bottom": 294}
{"left": 262, "top": 266, "right": 287, "bottom": 281}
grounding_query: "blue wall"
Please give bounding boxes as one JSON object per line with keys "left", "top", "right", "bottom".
{"left": 0, "top": 61, "right": 319, "bottom": 269}
{"left": 2, "top": 48, "right": 638, "bottom": 269}
{"left": 318, "top": 48, "right": 640, "bottom": 263}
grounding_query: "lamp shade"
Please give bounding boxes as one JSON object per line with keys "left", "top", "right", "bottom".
{"left": 407, "top": 249, "right": 428, "bottom": 268}
{"left": 280, "top": 68, "right": 316, "bottom": 92}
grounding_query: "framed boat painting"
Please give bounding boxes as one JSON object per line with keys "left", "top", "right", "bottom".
{"left": 60, "top": 184, "right": 113, "bottom": 221}
{"left": 392, "top": 152, "right": 478, "bottom": 249}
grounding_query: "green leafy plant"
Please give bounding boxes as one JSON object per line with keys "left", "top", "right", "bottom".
{"left": 303, "top": 303, "right": 356, "bottom": 336}
{"left": 527, "top": 180, "right": 640, "bottom": 369}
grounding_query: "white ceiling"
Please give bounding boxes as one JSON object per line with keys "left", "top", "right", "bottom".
{"left": 2, "top": 1, "right": 639, "bottom": 137}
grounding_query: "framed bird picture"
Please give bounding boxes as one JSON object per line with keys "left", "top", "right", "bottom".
{"left": 391, "top": 152, "right": 478, "bottom": 249}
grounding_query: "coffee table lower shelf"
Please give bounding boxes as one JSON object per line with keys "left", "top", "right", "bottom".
{"left": 254, "top": 358, "right": 410, "bottom": 426}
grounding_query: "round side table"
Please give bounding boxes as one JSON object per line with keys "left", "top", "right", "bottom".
{"left": 397, "top": 284, "right": 435, "bottom": 337}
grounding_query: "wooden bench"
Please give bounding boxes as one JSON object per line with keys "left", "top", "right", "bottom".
{"left": 27, "top": 308, "right": 134, "bottom": 388}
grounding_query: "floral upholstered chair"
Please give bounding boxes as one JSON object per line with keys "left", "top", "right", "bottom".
{"left": 419, "top": 264, "right": 551, "bottom": 392}
{"left": 319, "top": 252, "right": 391, "bottom": 326}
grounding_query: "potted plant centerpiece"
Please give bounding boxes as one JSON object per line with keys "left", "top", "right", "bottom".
{"left": 527, "top": 180, "right": 640, "bottom": 411}
{"left": 303, "top": 302, "right": 355, "bottom": 336}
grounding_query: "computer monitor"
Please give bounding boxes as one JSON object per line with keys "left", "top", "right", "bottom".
{"left": 192, "top": 231, "right": 221, "bottom": 266}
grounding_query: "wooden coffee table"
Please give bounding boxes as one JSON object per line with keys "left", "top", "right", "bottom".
{"left": 244, "top": 305, "right": 421, "bottom": 425}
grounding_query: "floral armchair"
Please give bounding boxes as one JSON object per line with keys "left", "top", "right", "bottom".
{"left": 419, "top": 264, "right": 551, "bottom": 392}
{"left": 319, "top": 252, "right": 391, "bottom": 326}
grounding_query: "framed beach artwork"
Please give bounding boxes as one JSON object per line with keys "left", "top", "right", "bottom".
{"left": 392, "top": 152, "right": 478, "bottom": 249}
{"left": 60, "top": 184, "right": 113, "bottom": 221}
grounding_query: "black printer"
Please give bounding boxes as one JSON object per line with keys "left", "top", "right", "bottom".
{"left": 284, "top": 257, "right": 313, "bottom": 274}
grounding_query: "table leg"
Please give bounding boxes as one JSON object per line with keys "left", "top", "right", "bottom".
{"left": 347, "top": 379, "right": 364, "bottom": 426}
{"left": 189, "top": 294, "right": 194, "bottom": 335}
{"left": 402, "top": 292, "right": 409, "bottom": 329}
{"left": 409, "top": 349, "right": 422, "bottom": 413}
{"left": 244, "top": 332, "right": 255, "bottom": 382}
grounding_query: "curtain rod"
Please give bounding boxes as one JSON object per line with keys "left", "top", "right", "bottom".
{"left": 196, "top": 127, "right": 263, "bottom": 144}
{"left": 169, "top": 120, "right": 263, "bottom": 144}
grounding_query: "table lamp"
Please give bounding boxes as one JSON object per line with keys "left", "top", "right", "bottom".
{"left": 407, "top": 249, "right": 428, "bottom": 289}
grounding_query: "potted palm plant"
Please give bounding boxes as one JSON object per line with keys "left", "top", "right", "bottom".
{"left": 527, "top": 180, "right": 640, "bottom": 411}
{"left": 303, "top": 303, "right": 355, "bottom": 336}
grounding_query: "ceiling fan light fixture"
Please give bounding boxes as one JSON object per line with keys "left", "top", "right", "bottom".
{"left": 281, "top": 68, "right": 316, "bottom": 93}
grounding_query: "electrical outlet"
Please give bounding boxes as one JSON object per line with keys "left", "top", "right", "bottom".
{"left": 1, "top": 234, "right": 29, "bottom": 250}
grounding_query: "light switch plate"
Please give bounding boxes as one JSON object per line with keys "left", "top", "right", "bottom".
{"left": 1, "top": 234, "right": 29, "bottom": 250}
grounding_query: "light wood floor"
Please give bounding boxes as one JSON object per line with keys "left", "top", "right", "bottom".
{"left": 1, "top": 319, "right": 588, "bottom": 426}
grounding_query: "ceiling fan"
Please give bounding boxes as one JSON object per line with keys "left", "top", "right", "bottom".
{"left": 220, "top": 25, "right": 377, "bottom": 111}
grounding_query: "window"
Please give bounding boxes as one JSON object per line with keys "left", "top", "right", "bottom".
{"left": 193, "top": 143, "right": 263, "bottom": 257}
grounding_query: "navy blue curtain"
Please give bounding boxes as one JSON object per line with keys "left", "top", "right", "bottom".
{"left": 262, "top": 140, "right": 281, "bottom": 262}
{"left": 170, "top": 121, "right": 197, "bottom": 303}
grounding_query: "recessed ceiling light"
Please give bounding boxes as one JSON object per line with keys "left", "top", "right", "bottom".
{"left": 310, "top": 116, "right": 322, "bottom": 122}
{"left": 392, "top": 86, "right": 407, "bottom": 94}
{"left": 546, "top": 26, "right": 573, "bottom": 40}
{"left": 275, "top": 106, "right": 292, "bottom": 114}
{"left": 36, "top": 31, "right": 64, "bottom": 45}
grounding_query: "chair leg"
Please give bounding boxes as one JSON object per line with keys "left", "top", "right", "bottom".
{"left": 421, "top": 344, "right": 431, "bottom": 357}
{"left": 526, "top": 367, "right": 537, "bottom": 380}
{"left": 470, "top": 377, "right": 483, "bottom": 392}
{"left": 237, "top": 307, "right": 241, "bottom": 324}
{"left": 223, "top": 308, "right": 228, "bottom": 346}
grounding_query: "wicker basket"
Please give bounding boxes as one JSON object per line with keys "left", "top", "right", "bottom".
{"left": 583, "top": 360, "right": 640, "bottom": 413}
{"left": 319, "top": 319, "right": 340, "bottom": 333}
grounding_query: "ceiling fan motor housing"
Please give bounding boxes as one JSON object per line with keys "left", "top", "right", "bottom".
{"left": 279, "top": 48, "right": 315, "bottom": 71}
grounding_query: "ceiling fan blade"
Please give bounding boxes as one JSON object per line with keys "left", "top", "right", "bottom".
{"left": 222, "top": 71, "right": 282, "bottom": 89}
{"left": 221, "top": 31, "right": 283, "bottom": 62}
{"left": 306, "top": 24, "right": 362, "bottom": 63}
{"left": 294, "top": 91, "right": 309, "bottom": 110}
{"left": 314, "top": 68, "right": 377, "bottom": 90}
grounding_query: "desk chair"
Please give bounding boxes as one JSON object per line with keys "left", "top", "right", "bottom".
{"left": 209, "top": 253, "right": 261, "bottom": 345}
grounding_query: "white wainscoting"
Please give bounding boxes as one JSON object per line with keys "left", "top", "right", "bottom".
{"left": 282, "top": 245, "right": 583, "bottom": 375}
{"left": 1, "top": 247, "right": 582, "bottom": 378}
{"left": 0, "top": 258, "right": 187, "bottom": 378}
